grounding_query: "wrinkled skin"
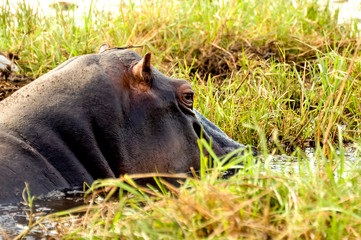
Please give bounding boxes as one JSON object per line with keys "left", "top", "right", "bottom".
{"left": 0, "top": 48, "right": 254, "bottom": 204}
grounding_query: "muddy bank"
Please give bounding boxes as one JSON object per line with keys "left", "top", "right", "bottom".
{"left": 0, "top": 74, "right": 34, "bottom": 101}
{"left": 0, "top": 50, "right": 34, "bottom": 101}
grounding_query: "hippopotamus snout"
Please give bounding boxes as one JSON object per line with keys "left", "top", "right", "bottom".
{"left": 194, "top": 109, "right": 257, "bottom": 156}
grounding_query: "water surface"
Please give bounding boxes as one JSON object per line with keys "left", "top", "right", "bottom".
{"left": 0, "top": 189, "right": 84, "bottom": 239}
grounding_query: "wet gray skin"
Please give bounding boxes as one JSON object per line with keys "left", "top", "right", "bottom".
{"left": 194, "top": 109, "right": 256, "bottom": 156}
{"left": 0, "top": 47, "right": 255, "bottom": 204}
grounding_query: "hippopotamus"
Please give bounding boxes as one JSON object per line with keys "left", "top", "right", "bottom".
{"left": 0, "top": 46, "right": 254, "bottom": 203}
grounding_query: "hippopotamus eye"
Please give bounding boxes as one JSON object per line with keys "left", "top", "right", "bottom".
{"left": 177, "top": 81, "right": 195, "bottom": 114}
{"left": 182, "top": 92, "right": 194, "bottom": 108}
{"left": 184, "top": 93, "right": 193, "bottom": 101}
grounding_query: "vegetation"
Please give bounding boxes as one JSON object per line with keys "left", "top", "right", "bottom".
{"left": 2, "top": 0, "right": 361, "bottom": 149}
{"left": 14, "top": 141, "right": 361, "bottom": 239}
{"left": 1, "top": 0, "right": 361, "bottom": 239}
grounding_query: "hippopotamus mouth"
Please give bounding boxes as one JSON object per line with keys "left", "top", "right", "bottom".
{"left": 0, "top": 45, "right": 256, "bottom": 203}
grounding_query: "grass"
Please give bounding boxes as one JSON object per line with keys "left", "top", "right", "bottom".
{"left": 3, "top": 0, "right": 358, "bottom": 149}
{"left": 1, "top": 0, "right": 361, "bottom": 238}
{"left": 15, "top": 140, "right": 361, "bottom": 239}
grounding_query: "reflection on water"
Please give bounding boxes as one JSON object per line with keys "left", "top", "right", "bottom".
{"left": 269, "top": 146, "right": 361, "bottom": 175}
{"left": 0, "top": 189, "right": 84, "bottom": 239}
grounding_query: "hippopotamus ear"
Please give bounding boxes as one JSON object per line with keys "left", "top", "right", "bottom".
{"left": 131, "top": 52, "right": 152, "bottom": 89}
{"left": 97, "top": 43, "right": 110, "bottom": 54}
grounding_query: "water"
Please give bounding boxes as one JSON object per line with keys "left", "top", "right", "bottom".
{"left": 0, "top": 0, "right": 128, "bottom": 16}
{"left": 324, "top": 0, "right": 361, "bottom": 25}
{"left": 0, "top": 190, "right": 85, "bottom": 239}
{"left": 269, "top": 145, "right": 361, "bottom": 175}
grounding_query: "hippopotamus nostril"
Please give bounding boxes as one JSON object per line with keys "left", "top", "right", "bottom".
{"left": 192, "top": 121, "right": 202, "bottom": 139}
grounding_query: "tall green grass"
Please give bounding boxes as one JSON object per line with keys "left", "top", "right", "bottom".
{"left": 1, "top": 0, "right": 360, "bottom": 150}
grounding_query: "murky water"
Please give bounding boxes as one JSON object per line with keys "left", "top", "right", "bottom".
{"left": 0, "top": 190, "right": 85, "bottom": 239}
{"left": 269, "top": 145, "right": 361, "bottom": 174}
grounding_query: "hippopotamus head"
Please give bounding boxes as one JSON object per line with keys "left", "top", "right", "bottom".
{"left": 0, "top": 47, "right": 253, "bottom": 203}
{"left": 97, "top": 49, "right": 203, "bottom": 174}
